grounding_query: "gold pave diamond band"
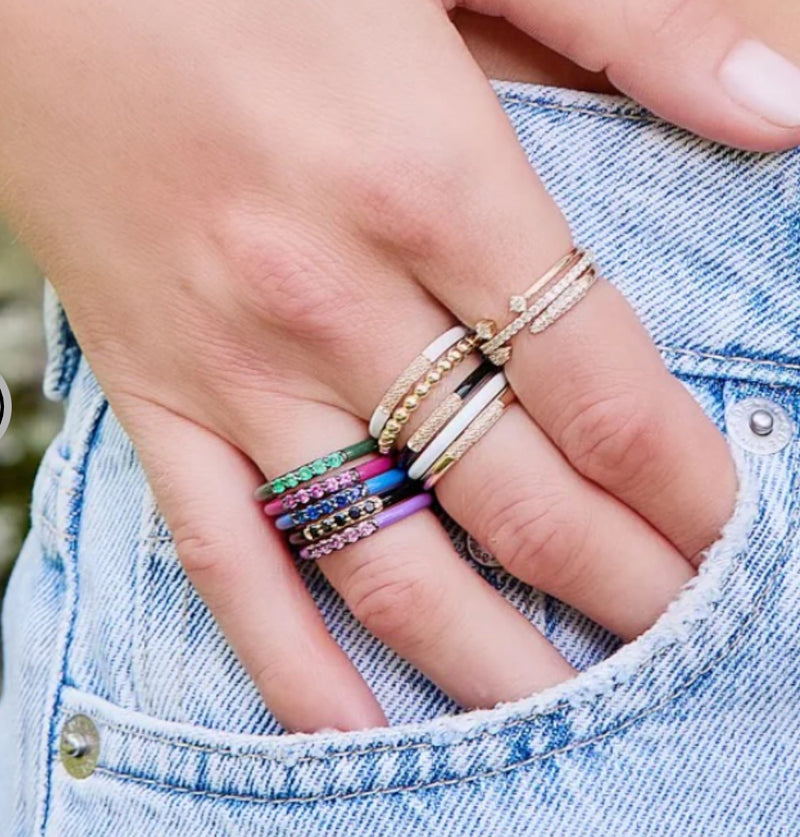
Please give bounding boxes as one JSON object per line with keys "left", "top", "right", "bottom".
{"left": 475, "top": 248, "right": 597, "bottom": 366}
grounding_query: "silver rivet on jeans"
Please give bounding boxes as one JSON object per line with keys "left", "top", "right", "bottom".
{"left": 749, "top": 409, "right": 775, "bottom": 437}
{"left": 726, "top": 398, "right": 794, "bottom": 455}
{"left": 466, "top": 534, "right": 502, "bottom": 568}
{"left": 60, "top": 715, "right": 100, "bottom": 779}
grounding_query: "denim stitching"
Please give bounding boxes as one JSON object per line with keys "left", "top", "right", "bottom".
{"left": 496, "top": 94, "right": 659, "bottom": 125}
{"left": 85, "top": 547, "right": 790, "bottom": 806}
{"left": 63, "top": 485, "right": 780, "bottom": 776}
{"left": 141, "top": 521, "right": 154, "bottom": 715}
{"left": 178, "top": 575, "right": 189, "bottom": 722}
{"left": 35, "top": 515, "right": 70, "bottom": 543}
{"left": 658, "top": 345, "right": 800, "bottom": 373}
{"left": 66, "top": 702, "right": 565, "bottom": 762}
{"left": 69, "top": 641, "right": 688, "bottom": 764}
{"left": 41, "top": 397, "right": 110, "bottom": 834}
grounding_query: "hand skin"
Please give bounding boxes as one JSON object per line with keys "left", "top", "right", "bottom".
{"left": 0, "top": 0, "right": 796, "bottom": 732}
{"left": 457, "top": 0, "right": 800, "bottom": 90}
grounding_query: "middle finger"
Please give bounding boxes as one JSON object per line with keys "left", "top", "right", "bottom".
{"left": 314, "top": 279, "right": 697, "bottom": 639}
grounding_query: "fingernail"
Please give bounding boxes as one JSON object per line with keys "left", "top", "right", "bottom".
{"left": 719, "top": 39, "right": 800, "bottom": 128}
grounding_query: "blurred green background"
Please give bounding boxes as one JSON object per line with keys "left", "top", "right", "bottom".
{"left": 0, "top": 221, "right": 62, "bottom": 607}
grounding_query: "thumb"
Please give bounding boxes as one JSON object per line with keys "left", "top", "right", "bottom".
{"left": 461, "top": 0, "right": 800, "bottom": 151}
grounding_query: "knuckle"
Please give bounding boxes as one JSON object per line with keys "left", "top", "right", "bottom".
{"left": 250, "top": 656, "right": 292, "bottom": 700}
{"left": 558, "top": 390, "right": 662, "bottom": 489}
{"left": 627, "top": 0, "right": 724, "bottom": 44}
{"left": 347, "top": 145, "right": 466, "bottom": 261}
{"left": 579, "top": 0, "right": 727, "bottom": 73}
{"left": 172, "top": 521, "right": 231, "bottom": 579}
{"left": 344, "top": 551, "right": 443, "bottom": 648}
{"left": 258, "top": 256, "right": 351, "bottom": 342}
{"left": 215, "top": 209, "right": 356, "bottom": 343}
{"left": 487, "top": 486, "right": 590, "bottom": 591}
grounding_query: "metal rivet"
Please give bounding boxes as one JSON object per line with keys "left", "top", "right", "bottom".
{"left": 60, "top": 715, "right": 99, "bottom": 779}
{"left": 726, "top": 397, "right": 794, "bottom": 455}
{"left": 467, "top": 534, "right": 502, "bottom": 569}
{"left": 749, "top": 409, "right": 774, "bottom": 437}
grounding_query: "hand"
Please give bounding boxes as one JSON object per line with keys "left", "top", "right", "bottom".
{"left": 0, "top": 0, "right": 795, "bottom": 732}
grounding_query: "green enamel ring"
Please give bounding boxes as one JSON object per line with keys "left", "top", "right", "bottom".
{"left": 254, "top": 438, "right": 379, "bottom": 501}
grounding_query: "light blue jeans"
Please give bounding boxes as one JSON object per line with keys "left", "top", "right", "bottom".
{"left": 2, "top": 79, "right": 800, "bottom": 835}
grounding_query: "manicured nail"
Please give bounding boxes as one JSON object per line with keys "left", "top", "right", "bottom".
{"left": 719, "top": 39, "right": 800, "bottom": 128}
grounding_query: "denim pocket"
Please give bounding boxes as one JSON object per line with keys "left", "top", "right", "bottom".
{"left": 41, "top": 344, "right": 800, "bottom": 834}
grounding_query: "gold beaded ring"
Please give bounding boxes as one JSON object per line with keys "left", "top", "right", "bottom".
{"left": 377, "top": 334, "right": 478, "bottom": 454}
{"left": 368, "top": 326, "right": 469, "bottom": 439}
{"left": 475, "top": 248, "right": 596, "bottom": 366}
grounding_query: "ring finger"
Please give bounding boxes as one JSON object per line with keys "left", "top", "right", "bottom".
{"left": 299, "top": 277, "right": 699, "bottom": 641}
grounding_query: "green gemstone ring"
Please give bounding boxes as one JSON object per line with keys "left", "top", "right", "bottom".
{"left": 254, "top": 438, "right": 379, "bottom": 501}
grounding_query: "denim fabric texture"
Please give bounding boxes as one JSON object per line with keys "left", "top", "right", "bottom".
{"left": 2, "top": 79, "right": 800, "bottom": 835}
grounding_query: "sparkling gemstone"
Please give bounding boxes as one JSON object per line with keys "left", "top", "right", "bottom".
{"left": 323, "top": 478, "right": 339, "bottom": 492}
{"left": 509, "top": 295, "right": 527, "bottom": 313}
{"left": 345, "top": 528, "right": 360, "bottom": 544}
{"left": 364, "top": 501, "right": 376, "bottom": 513}
{"left": 272, "top": 479, "right": 285, "bottom": 494}
{"left": 475, "top": 320, "right": 496, "bottom": 341}
{"left": 308, "top": 507, "right": 321, "bottom": 521}
{"left": 331, "top": 534, "right": 346, "bottom": 549}
{"left": 321, "top": 501, "right": 334, "bottom": 514}
{"left": 284, "top": 474, "right": 298, "bottom": 489}
{"left": 309, "top": 485, "right": 325, "bottom": 499}
{"left": 283, "top": 495, "right": 297, "bottom": 510}
{"left": 312, "top": 459, "right": 327, "bottom": 475}
{"left": 488, "top": 346, "right": 511, "bottom": 365}
{"left": 358, "top": 522, "right": 376, "bottom": 538}
{"left": 334, "top": 513, "right": 347, "bottom": 526}
{"left": 296, "top": 489, "right": 311, "bottom": 504}
{"left": 349, "top": 507, "right": 362, "bottom": 520}
{"left": 326, "top": 452, "right": 345, "bottom": 468}
{"left": 340, "top": 473, "right": 354, "bottom": 487}
{"left": 298, "top": 466, "right": 314, "bottom": 481}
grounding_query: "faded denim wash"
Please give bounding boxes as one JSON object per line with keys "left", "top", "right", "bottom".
{"left": 2, "top": 79, "right": 800, "bottom": 835}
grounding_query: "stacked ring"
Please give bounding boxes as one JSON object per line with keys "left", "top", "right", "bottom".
{"left": 262, "top": 455, "right": 394, "bottom": 516}
{"left": 260, "top": 445, "right": 432, "bottom": 562}
{"left": 274, "top": 468, "right": 406, "bottom": 530}
{"left": 401, "top": 361, "right": 496, "bottom": 467}
{"left": 376, "top": 334, "right": 478, "bottom": 454}
{"left": 408, "top": 371, "right": 508, "bottom": 481}
{"left": 423, "top": 389, "right": 515, "bottom": 489}
{"left": 289, "top": 481, "right": 420, "bottom": 544}
{"left": 298, "top": 494, "right": 434, "bottom": 561}
{"left": 369, "top": 326, "right": 471, "bottom": 442}
{"left": 254, "top": 438, "right": 378, "bottom": 501}
{"left": 475, "top": 248, "right": 597, "bottom": 366}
